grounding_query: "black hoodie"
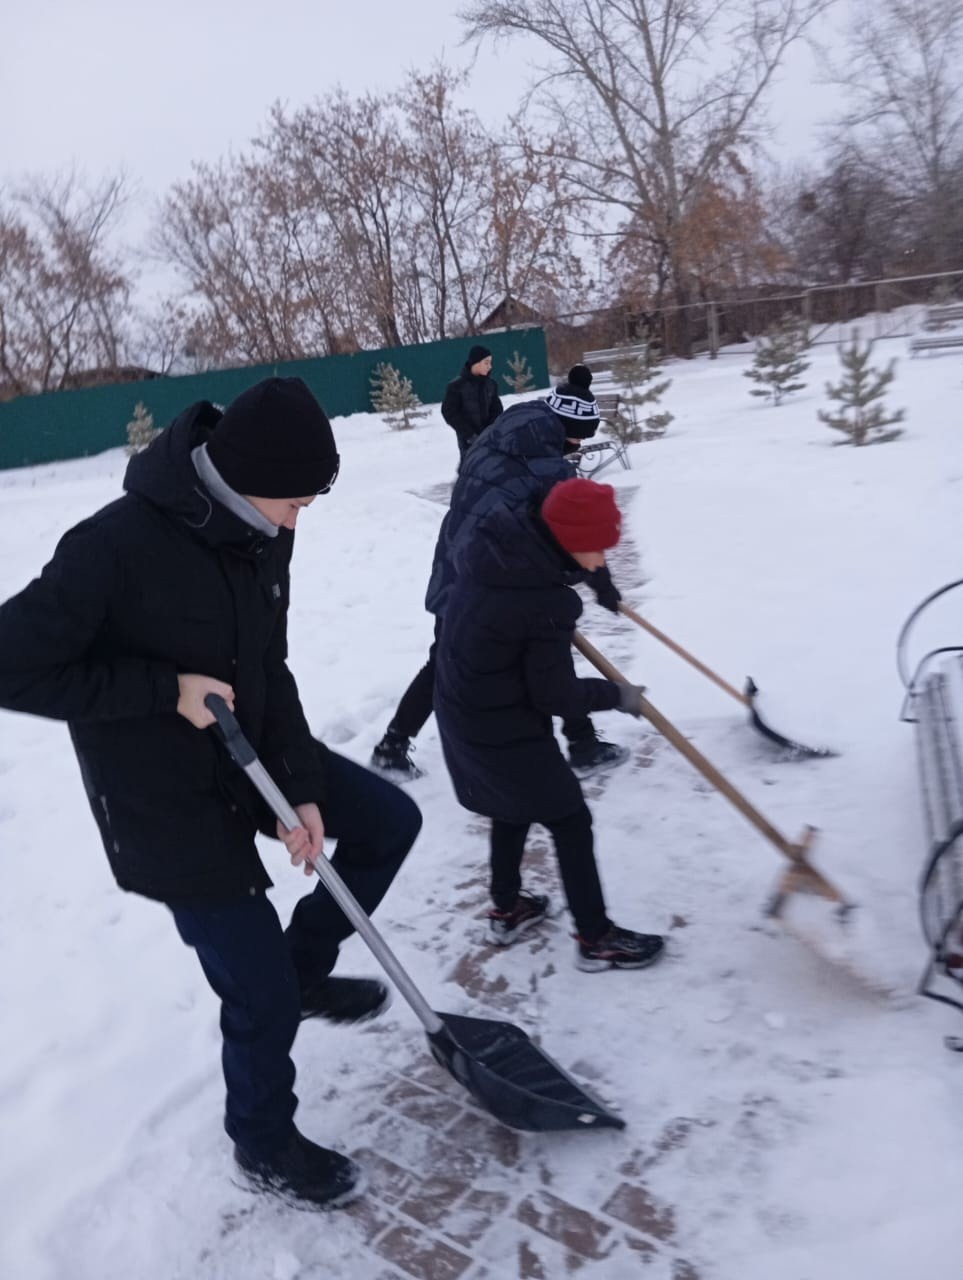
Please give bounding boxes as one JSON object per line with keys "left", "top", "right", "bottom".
{"left": 0, "top": 402, "right": 325, "bottom": 901}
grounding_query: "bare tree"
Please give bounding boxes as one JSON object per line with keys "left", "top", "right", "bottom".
{"left": 155, "top": 73, "right": 581, "bottom": 360}
{"left": 827, "top": 0, "right": 963, "bottom": 269}
{"left": 267, "top": 93, "right": 412, "bottom": 349}
{"left": 0, "top": 172, "right": 132, "bottom": 395}
{"left": 395, "top": 64, "right": 489, "bottom": 339}
{"left": 461, "top": 0, "right": 833, "bottom": 350}
{"left": 772, "top": 150, "right": 906, "bottom": 283}
{"left": 156, "top": 146, "right": 365, "bottom": 367}
{"left": 486, "top": 128, "right": 584, "bottom": 318}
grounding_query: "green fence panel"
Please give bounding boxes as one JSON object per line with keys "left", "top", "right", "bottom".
{"left": 0, "top": 329, "right": 548, "bottom": 471}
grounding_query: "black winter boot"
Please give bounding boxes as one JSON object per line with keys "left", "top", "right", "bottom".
{"left": 234, "top": 1128, "right": 364, "bottom": 1209}
{"left": 370, "top": 729, "right": 423, "bottom": 780}
{"left": 299, "top": 975, "right": 391, "bottom": 1024}
{"left": 567, "top": 737, "right": 631, "bottom": 779}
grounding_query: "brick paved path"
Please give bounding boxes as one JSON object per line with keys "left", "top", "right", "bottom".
{"left": 317, "top": 484, "right": 706, "bottom": 1278}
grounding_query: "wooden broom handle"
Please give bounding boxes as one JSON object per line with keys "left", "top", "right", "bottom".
{"left": 572, "top": 630, "right": 814, "bottom": 865}
{"left": 618, "top": 603, "right": 750, "bottom": 707}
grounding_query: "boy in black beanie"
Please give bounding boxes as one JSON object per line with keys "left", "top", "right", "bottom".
{"left": 441, "top": 343, "right": 504, "bottom": 461}
{"left": 372, "top": 366, "right": 630, "bottom": 781}
{"left": 0, "top": 376, "right": 422, "bottom": 1211}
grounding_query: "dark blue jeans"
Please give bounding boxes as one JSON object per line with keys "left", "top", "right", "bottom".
{"left": 171, "top": 749, "right": 421, "bottom": 1158}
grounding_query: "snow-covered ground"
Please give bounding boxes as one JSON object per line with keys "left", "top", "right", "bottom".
{"left": 1, "top": 337, "right": 962, "bottom": 1279}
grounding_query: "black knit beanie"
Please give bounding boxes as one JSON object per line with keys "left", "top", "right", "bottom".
{"left": 567, "top": 363, "right": 593, "bottom": 389}
{"left": 467, "top": 344, "right": 492, "bottom": 367}
{"left": 208, "top": 377, "right": 340, "bottom": 498}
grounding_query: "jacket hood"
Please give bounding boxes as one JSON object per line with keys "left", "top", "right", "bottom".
{"left": 461, "top": 502, "right": 585, "bottom": 593}
{"left": 123, "top": 401, "right": 267, "bottom": 549}
{"left": 467, "top": 398, "right": 566, "bottom": 466}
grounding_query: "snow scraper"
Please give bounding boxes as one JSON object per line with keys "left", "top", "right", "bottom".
{"left": 205, "top": 695, "right": 625, "bottom": 1134}
{"left": 572, "top": 632, "right": 902, "bottom": 996}
{"left": 617, "top": 603, "right": 837, "bottom": 760}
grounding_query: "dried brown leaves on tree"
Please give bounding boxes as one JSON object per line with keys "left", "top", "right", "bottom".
{"left": 460, "top": 0, "right": 831, "bottom": 348}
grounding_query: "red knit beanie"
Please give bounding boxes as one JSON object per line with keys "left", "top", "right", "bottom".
{"left": 541, "top": 478, "right": 621, "bottom": 553}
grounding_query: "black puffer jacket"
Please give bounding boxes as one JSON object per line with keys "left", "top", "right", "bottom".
{"left": 425, "top": 398, "right": 573, "bottom": 617}
{"left": 0, "top": 402, "right": 326, "bottom": 902}
{"left": 440, "top": 365, "right": 503, "bottom": 450}
{"left": 434, "top": 503, "right": 621, "bottom": 824}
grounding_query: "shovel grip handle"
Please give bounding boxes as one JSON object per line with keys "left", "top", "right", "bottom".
{"left": 204, "top": 694, "right": 257, "bottom": 768}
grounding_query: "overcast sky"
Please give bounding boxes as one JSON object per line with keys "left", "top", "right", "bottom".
{"left": 2, "top": 0, "right": 849, "bottom": 268}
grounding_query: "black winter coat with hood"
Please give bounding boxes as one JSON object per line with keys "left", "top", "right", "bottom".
{"left": 0, "top": 401, "right": 326, "bottom": 903}
{"left": 434, "top": 502, "right": 621, "bottom": 824}
{"left": 440, "top": 364, "right": 503, "bottom": 451}
{"left": 425, "top": 397, "right": 574, "bottom": 618}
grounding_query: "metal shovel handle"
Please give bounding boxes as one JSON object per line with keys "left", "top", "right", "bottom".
{"left": 204, "top": 695, "right": 443, "bottom": 1035}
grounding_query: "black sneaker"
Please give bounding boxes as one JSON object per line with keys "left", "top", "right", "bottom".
{"left": 234, "top": 1128, "right": 364, "bottom": 1210}
{"left": 370, "top": 730, "right": 423, "bottom": 780}
{"left": 568, "top": 738, "right": 631, "bottom": 779}
{"left": 299, "top": 975, "right": 391, "bottom": 1024}
{"left": 576, "top": 924, "right": 665, "bottom": 972}
{"left": 487, "top": 893, "right": 551, "bottom": 946}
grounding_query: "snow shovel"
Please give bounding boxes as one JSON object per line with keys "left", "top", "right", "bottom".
{"left": 570, "top": 633, "right": 851, "bottom": 919}
{"left": 204, "top": 694, "right": 624, "bottom": 1134}
{"left": 617, "top": 603, "right": 837, "bottom": 760}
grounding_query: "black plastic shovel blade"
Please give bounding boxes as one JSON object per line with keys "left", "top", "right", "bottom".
{"left": 744, "top": 678, "right": 838, "bottom": 760}
{"left": 427, "top": 1012, "right": 625, "bottom": 1133}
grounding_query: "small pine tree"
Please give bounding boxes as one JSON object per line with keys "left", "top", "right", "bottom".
{"left": 817, "top": 329, "right": 905, "bottom": 446}
{"left": 370, "top": 362, "right": 429, "bottom": 431}
{"left": 744, "top": 313, "right": 810, "bottom": 406}
{"left": 604, "top": 343, "right": 673, "bottom": 445}
{"left": 125, "top": 401, "right": 160, "bottom": 456}
{"left": 502, "top": 350, "right": 534, "bottom": 394}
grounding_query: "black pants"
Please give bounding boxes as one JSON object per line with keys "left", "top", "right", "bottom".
{"left": 389, "top": 618, "right": 597, "bottom": 746}
{"left": 456, "top": 433, "right": 476, "bottom": 461}
{"left": 170, "top": 749, "right": 422, "bottom": 1159}
{"left": 490, "top": 803, "right": 609, "bottom": 940}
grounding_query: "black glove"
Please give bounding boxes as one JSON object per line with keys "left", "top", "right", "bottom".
{"left": 588, "top": 566, "right": 622, "bottom": 614}
{"left": 616, "top": 683, "right": 647, "bottom": 716}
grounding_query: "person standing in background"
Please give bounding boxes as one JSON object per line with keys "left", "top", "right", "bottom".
{"left": 441, "top": 344, "right": 504, "bottom": 462}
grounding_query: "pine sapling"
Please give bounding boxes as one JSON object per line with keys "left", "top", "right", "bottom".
{"left": 605, "top": 343, "right": 673, "bottom": 445}
{"left": 744, "top": 313, "right": 810, "bottom": 406}
{"left": 817, "top": 329, "right": 905, "bottom": 446}
{"left": 125, "top": 401, "right": 160, "bottom": 456}
{"left": 502, "top": 350, "right": 534, "bottom": 394}
{"left": 370, "top": 362, "right": 429, "bottom": 431}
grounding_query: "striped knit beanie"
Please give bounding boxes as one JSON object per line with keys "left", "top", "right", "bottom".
{"left": 545, "top": 366, "right": 599, "bottom": 438}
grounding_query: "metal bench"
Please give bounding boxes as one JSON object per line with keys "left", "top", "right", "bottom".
{"left": 922, "top": 303, "right": 963, "bottom": 330}
{"left": 571, "top": 438, "right": 631, "bottom": 478}
{"left": 594, "top": 389, "right": 625, "bottom": 425}
{"left": 583, "top": 345, "right": 650, "bottom": 387}
{"left": 910, "top": 333, "right": 963, "bottom": 356}
{"left": 898, "top": 579, "right": 963, "bottom": 1029}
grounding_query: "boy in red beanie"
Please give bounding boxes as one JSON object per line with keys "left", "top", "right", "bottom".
{"left": 433, "top": 477, "right": 665, "bottom": 970}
